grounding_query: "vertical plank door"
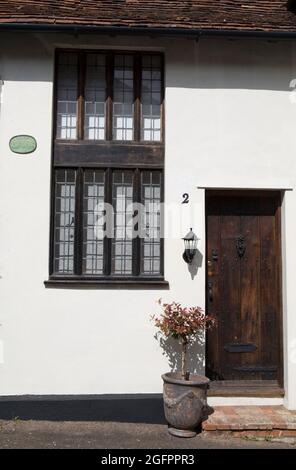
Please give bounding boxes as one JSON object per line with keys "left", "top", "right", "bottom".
{"left": 206, "top": 191, "right": 282, "bottom": 389}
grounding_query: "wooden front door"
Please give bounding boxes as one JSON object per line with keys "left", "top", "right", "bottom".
{"left": 206, "top": 191, "right": 283, "bottom": 388}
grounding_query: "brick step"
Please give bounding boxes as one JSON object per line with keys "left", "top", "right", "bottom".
{"left": 202, "top": 406, "right": 296, "bottom": 432}
{"left": 203, "top": 430, "right": 296, "bottom": 440}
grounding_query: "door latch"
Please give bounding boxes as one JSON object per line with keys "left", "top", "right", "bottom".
{"left": 212, "top": 249, "right": 218, "bottom": 262}
{"left": 235, "top": 235, "right": 246, "bottom": 258}
{"left": 208, "top": 281, "right": 214, "bottom": 302}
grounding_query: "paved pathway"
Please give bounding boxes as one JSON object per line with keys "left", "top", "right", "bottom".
{"left": 0, "top": 420, "right": 294, "bottom": 449}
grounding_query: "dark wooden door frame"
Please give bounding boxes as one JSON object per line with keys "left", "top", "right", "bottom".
{"left": 205, "top": 189, "right": 284, "bottom": 397}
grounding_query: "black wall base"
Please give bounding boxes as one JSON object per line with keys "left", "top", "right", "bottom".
{"left": 0, "top": 394, "right": 165, "bottom": 424}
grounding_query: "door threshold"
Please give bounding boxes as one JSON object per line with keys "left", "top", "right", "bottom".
{"left": 208, "top": 380, "right": 284, "bottom": 398}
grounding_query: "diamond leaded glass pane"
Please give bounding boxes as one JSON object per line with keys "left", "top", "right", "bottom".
{"left": 56, "top": 53, "right": 78, "bottom": 139}
{"left": 141, "top": 55, "right": 162, "bottom": 142}
{"left": 84, "top": 54, "right": 106, "bottom": 140}
{"left": 53, "top": 169, "right": 76, "bottom": 273}
{"left": 113, "top": 55, "right": 134, "bottom": 141}
{"left": 141, "top": 171, "right": 161, "bottom": 275}
{"left": 82, "top": 170, "right": 105, "bottom": 274}
{"left": 111, "top": 171, "right": 134, "bottom": 275}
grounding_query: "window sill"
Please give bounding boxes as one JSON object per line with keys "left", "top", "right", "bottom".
{"left": 55, "top": 140, "right": 164, "bottom": 146}
{"left": 44, "top": 278, "right": 170, "bottom": 289}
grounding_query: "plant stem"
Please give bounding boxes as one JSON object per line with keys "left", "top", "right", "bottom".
{"left": 181, "top": 339, "right": 188, "bottom": 380}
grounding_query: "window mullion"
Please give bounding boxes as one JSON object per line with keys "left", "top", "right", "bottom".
{"left": 49, "top": 168, "right": 56, "bottom": 275}
{"left": 160, "top": 54, "right": 165, "bottom": 143}
{"left": 132, "top": 169, "right": 141, "bottom": 276}
{"left": 106, "top": 53, "right": 114, "bottom": 141}
{"left": 103, "top": 168, "right": 112, "bottom": 275}
{"left": 134, "top": 54, "right": 141, "bottom": 142}
{"left": 77, "top": 52, "right": 86, "bottom": 140}
{"left": 74, "top": 168, "right": 84, "bottom": 275}
{"left": 160, "top": 170, "right": 165, "bottom": 277}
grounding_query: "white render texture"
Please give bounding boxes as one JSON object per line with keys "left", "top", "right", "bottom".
{"left": 0, "top": 32, "right": 296, "bottom": 408}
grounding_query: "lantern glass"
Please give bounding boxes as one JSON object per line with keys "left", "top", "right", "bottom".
{"left": 182, "top": 228, "right": 198, "bottom": 264}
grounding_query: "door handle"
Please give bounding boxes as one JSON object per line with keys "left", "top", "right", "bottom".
{"left": 212, "top": 249, "right": 218, "bottom": 262}
{"left": 208, "top": 281, "right": 214, "bottom": 302}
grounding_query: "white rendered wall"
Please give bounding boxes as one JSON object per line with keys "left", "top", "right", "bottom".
{"left": 0, "top": 32, "right": 295, "bottom": 407}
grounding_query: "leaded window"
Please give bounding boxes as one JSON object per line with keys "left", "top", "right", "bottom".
{"left": 52, "top": 168, "right": 163, "bottom": 279}
{"left": 84, "top": 54, "right": 106, "bottom": 140}
{"left": 56, "top": 53, "right": 78, "bottom": 139}
{"left": 49, "top": 50, "right": 165, "bottom": 286}
{"left": 113, "top": 55, "right": 134, "bottom": 141}
{"left": 55, "top": 50, "right": 164, "bottom": 142}
{"left": 53, "top": 169, "right": 76, "bottom": 273}
{"left": 141, "top": 56, "right": 162, "bottom": 142}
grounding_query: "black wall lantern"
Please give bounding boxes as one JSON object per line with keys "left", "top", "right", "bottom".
{"left": 182, "top": 228, "right": 198, "bottom": 264}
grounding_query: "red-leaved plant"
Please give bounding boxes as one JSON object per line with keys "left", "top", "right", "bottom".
{"left": 152, "top": 300, "right": 216, "bottom": 381}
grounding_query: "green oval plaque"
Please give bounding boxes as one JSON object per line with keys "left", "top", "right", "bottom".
{"left": 9, "top": 135, "right": 37, "bottom": 154}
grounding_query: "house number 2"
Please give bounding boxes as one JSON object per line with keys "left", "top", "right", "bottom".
{"left": 182, "top": 193, "right": 189, "bottom": 204}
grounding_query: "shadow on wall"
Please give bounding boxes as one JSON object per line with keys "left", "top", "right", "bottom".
{"left": 1, "top": 33, "right": 293, "bottom": 93}
{"left": 187, "top": 248, "right": 203, "bottom": 280}
{"left": 154, "top": 331, "right": 205, "bottom": 377}
{"left": 0, "top": 329, "right": 205, "bottom": 424}
{"left": 0, "top": 394, "right": 166, "bottom": 424}
{"left": 166, "top": 38, "right": 293, "bottom": 92}
{"left": 0, "top": 32, "right": 53, "bottom": 82}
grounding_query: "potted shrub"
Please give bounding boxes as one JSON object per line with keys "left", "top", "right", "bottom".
{"left": 152, "top": 300, "right": 216, "bottom": 438}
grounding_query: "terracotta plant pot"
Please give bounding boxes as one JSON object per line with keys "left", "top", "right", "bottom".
{"left": 162, "top": 372, "right": 210, "bottom": 438}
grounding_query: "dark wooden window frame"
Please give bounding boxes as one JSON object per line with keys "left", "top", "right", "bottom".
{"left": 53, "top": 48, "right": 165, "bottom": 144}
{"left": 45, "top": 49, "right": 168, "bottom": 289}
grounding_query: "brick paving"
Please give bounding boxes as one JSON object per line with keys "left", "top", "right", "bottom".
{"left": 202, "top": 406, "right": 296, "bottom": 438}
